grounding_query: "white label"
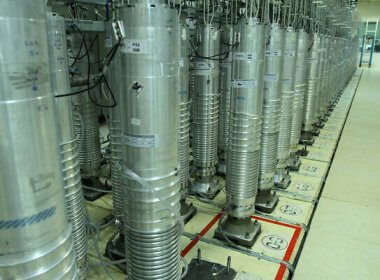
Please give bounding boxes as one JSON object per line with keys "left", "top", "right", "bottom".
{"left": 122, "top": 39, "right": 148, "bottom": 54}
{"left": 233, "top": 52, "right": 256, "bottom": 61}
{"left": 220, "top": 62, "right": 232, "bottom": 68}
{"left": 284, "top": 51, "right": 296, "bottom": 57}
{"left": 195, "top": 62, "right": 214, "bottom": 70}
{"left": 264, "top": 73, "right": 278, "bottom": 81}
{"left": 231, "top": 80, "right": 256, "bottom": 88}
{"left": 124, "top": 134, "right": 159, "bottom": 148}
{"left": 131, "top": 118, "right": 141, "bottom": 126}
{"left": 178, "top": 58, "right": 185, "bottom": 68}
{"left": 265, "top": 50, "right": 282, "bottom": 57}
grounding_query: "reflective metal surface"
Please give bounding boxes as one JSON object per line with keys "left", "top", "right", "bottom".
{"left": 48, "top": 12, "right": 88, "bottom": 278}
{"left": 119, "top": 2, "right": 181, "bottom": 279}
{"left": 0, "top": 2, "right": 77, "bottom": 279}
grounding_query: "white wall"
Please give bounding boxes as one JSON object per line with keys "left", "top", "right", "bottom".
{"left": 358, "top": 1, "right": 380, "bottom": 21}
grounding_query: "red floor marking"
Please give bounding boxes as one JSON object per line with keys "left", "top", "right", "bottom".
{"left": 181, "top": 211, "right": 303, "bottom": 280}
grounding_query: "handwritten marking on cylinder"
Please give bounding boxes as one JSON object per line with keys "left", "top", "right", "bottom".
{"left": 0, "top": 207, "right": 57, "bottom": 230}
{"left": 30, "top": 173, "right": 55, "bottom": 193}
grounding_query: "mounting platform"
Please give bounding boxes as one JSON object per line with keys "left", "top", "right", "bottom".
{"left": 255, "top": 189, "right": 279, "bottom": 214}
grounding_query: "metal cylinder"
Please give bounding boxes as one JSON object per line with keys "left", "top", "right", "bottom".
{"left": 106, "top": 25, "right": 124, "bottom": 221}
{"left": 192, "top": 23, "right": 220, "bottom": 176}
{"left": 277, "top": 27, "right": 298, "bottom": 169}
{"left": 289, "top": 30, "right": 309, "bottom": 153}
{"left": 178, "top": 20, "right": 191, "bottom": 198}
{"left": 303, "top": 33, "right": 320, "bottom": 132}
{"left": 0, "top": 1, "right": 77, "bottom": 279}
{"left": 320, "top": 35, "right": 331, "bottom": 116}
{"left": 315, "top": 34, "right": 326, "bottom": 120}
{"left": 259, "top": 23, "right": 284, "bottom": 191}
{"left": 218, "top": 26, "right": 233, "bottom": 172}
{"left": 69, "top": 33, "right": 102, "bottom": 179}
{"left": 119, "top": 2, "right": 181, "bottom": 279}
{"left": 226, "top": 18, "right": 265, "bottom": 218}
{"left": 47, "top": 12, "right": 88, "bottom": 278}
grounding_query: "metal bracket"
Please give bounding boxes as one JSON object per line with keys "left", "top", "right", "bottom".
{"left": 65, "top": 19, "right": 106, "bottom": 33}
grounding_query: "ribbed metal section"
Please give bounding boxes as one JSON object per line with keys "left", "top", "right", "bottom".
{"left": 277, "top": 27, "right": 298, "bottom": 169}
{"left": 226, "top": 18, "right": 265, "bottom": 218}
{"left": 192, "top": 23, "right": 220, "bottom": 173}
{"left": 320, "top": 35, "right": 331, "bottom": 116}
{"left": 0, "top": 2, "right": 77, "bottom": 279}
{"left": 48, "top": 13, "right": 88, "bottom": 278}
{"left": 119, "top": 3, "right": 181, "bottom": 279}
{"left": 259, "top": 23, "right": 284, "bottom": 190}
{"left": 178, "top": 21, "right": 191, "bottom": 195}
{"left": 290, "top": 30, "right": 309, "bottom": 153}
{"left": 303, "top": 33, "right": 321, "bottom": 132}
{"left": 218, "top": 26, "right": 233, "bottom": 162}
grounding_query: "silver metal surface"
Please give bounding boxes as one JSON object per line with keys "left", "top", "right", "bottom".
{"left": 259, "top": 23, "right": 284, "bottom": 191}
{"left": 226, "top": 18, "right": 265, "bottom": 219}
{"left": 289, "top": 30, "right": 309, "bottom": 154}
{"left": 191, "top": 23, "right": 221, "bottom": 195}
{"left": 276, "top": 27, "right": 298, "bottom": 170}
{"left": 69, "top": 33, "right": 102, "bottom": 179}
{"left": 0, "top": 1, "right": 77, "bottom": 279}
{"left": 119, "top": 2, "right": 181, "bottom": 279}
{"left": 315, "top": 34, "right": 326, "bottom": 120}
{"left": 217, "top": 26, "right": 233, "bottom": 174}
{"left": 48, "top": 12, "right": 88, "bottom": 278}
{"left": 303, "top": 33, "right": 321, "bottom": 132}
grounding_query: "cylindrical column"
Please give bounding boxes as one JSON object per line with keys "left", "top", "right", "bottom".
{"left": 47, "top": 12, "right": 88, "bottom": 278}
{"left": 119, "top": 3, "right": 181, "bottom": 279}
{"left": 275, "top": 27, "right": 298, "bottom": 189}
{"left": 216, "top": 18, "right": 264, "bottom": 247}
{"left": 314, "top": 34, "right": 327, "bottom": 127}
{"left": 178, "top": 19, "right": 197, "bottom": 223}
{"left": 217, "top": 26, "right": 233, "bottom": 175}
{"left": 288, "top": 29, "right": 309, "bottom": 168}
{"left": 68, "top": 32, "right": 103, "bottom": 197}
{"left": 256, "top": 23, "right": 283, "bottom": 212}
{"left": 0, "top": 1, "right": 77, "bottom": 279}
{"left": 191, "top": 23, "right": 222, "bottom": 199}
{"left": 302, "top": 33, "right": 321, "bottom": 139}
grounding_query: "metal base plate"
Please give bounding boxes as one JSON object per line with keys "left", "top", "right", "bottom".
{"left": 314, "top": 121, "right": 324, "bottom": 129}
{"left": 300, "top": 132, "right": 315, "bottom": 146}
{"left": 104, "top": 232, "right": 126, "bottom": 274}
{"left": 255, "top": 190, "right": 279, "bottom": 214}
{"left": 274, "top": 171, "right": 291, "bottom": 189}
{"left": 184, "top": 258, "right": 237, "bottom": 280}
{"left": 180, "top": 200, "right": 197, "bottom": 224}
{"left": 296, "top": 146, "right": 309, "bottom": 157}
{"left": 217, "top": 162, "right": 227, "bottom": 176}
{"left": 191, "top": 177, "right": 222, "bottom": 200}
{"left": 214, "top": 216, "right": 262, "bottom": 247}
{"left": 288, "top": 156, "right": 301, "bottom": 172}
{"left": 82, "top": 177, "right": 111, "bottom": 201}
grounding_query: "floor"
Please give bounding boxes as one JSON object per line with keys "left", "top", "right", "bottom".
{"left": 294, "top": 59, "right": 380, "bottom": 279}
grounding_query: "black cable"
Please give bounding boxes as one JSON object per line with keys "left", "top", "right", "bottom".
{"left": 68, "top": 34, "right": 98, "bottom": 61}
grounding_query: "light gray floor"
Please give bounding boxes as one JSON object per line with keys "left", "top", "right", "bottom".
{"left": 294, "top": 62, "right": 380, "bottom": 279}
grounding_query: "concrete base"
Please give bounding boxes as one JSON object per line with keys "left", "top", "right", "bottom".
{"left": 255, "top": 190, "right": 279, "bottom": 214}
{"left": 215, "top": 216, "right": 261, "bottom": 247}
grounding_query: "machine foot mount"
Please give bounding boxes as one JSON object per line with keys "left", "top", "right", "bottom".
{"left": 288, "top": 156, "right": 301, "bottom": 171}
{"left": 180, "top": 200, "right": 197, "bottom": 224}
{"left": 104, "top": 232, "right": 126, "bottom": 273}
{"left": 190, "top": 177, "right": 222, "bottom": 200}
{"left": 274, "top": 170, "right": 291, "bottom": 189}
{"left": 255, "top": 190, "right": 279, "bottom": 214}
{"left": 82, "top": 177, "right": 111, "bottom": 201}
{"left": 184, "top": 249, "right": 237, "bottom": 280}
{"left": 215, "top": 216, "right": 261, "bottom": 247}
{"left": 300, "top": 132, "right": 315, "bottom": 145}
